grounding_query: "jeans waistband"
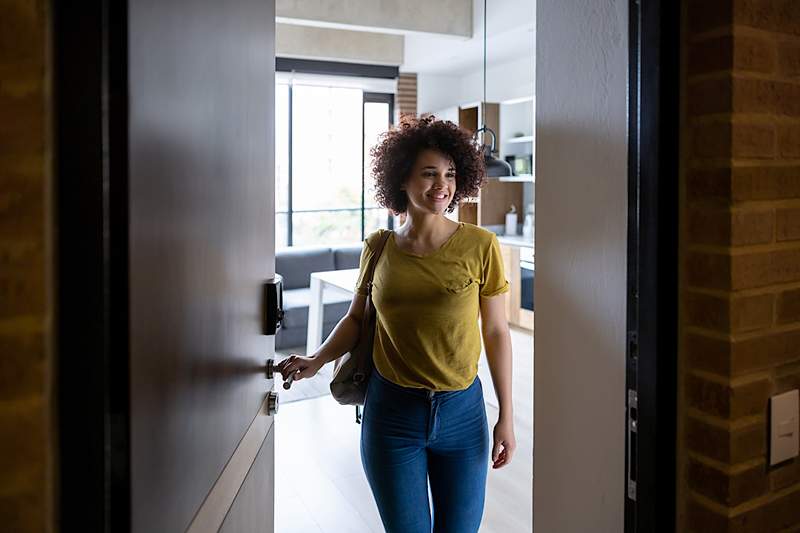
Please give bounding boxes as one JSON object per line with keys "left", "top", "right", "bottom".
{"left": 372, "top": 367, "right": 477, "bottom": 399}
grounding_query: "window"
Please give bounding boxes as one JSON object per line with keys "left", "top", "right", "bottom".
{"left": 275, "top": 82, "right": 394, "bottom": 247}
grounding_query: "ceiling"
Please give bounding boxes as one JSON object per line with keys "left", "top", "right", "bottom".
{"left": 401, "top": 0, "right": 535, "bottom": 75}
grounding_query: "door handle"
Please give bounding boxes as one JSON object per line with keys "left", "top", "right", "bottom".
{"left": 265, "top": 358, "right": 296, "bottom": 389}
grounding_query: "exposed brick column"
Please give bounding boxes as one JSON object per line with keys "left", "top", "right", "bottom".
{"left": 396, "top": 72, "right": 417, "bottom": 121}
{"left": 681, "top": 0, "right": 800, "bottom": 530}
{"left": 0, "top": 1, "right": 55, "bottom": 531}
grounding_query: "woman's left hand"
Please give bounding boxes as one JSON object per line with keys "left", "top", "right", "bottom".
{"left": 491, "top": 417, "right": 516, "bottom": 469}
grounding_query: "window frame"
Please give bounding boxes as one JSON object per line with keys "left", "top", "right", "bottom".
{"left": 276, "top": 81, "right": 394, "bottom": 247}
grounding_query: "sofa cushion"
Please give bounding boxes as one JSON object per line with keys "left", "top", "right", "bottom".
{"left": 275, "top": 321, "right": 339, "bottom": 351}
{"left": 333, "top": 245, "right": 363, "bottom": 270}
{"left": 281, "top": 287, "right": 353, "bottom": 329}
{"left": 276, "top": 246, "right": 334, "bottom": 290}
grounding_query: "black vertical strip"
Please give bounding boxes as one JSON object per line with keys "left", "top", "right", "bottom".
{"left": 287, "top": 84, "right": 293, "bottom": 247}
{"left": 55, "top": 1, "right": 107, "bottom": 529}
{"left": 275, "top": 57, "right": 398, "bottom": 79}
{"left": 55, "top": 0, "right": 130, "bottom": 530}
{"left": 625, "top": 0, "right": 641, "bottom": 529}
{"left": 387, "top": 94, "right": 395, "bottom": 230}
{"left": 361, "top": 93, "right": 366, "bottom": 240}
{"left": 626, "top": 0, "right": 679, "bottom": 531}
{"left": 106, "top": 0, "right": 131, "bottom": 530}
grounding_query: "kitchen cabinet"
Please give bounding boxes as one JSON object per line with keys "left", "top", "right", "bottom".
{"left": 500, "top": 243, "right": 534, "bottom": 331}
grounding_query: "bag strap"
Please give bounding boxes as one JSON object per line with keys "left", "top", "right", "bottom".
{"left": 363, "top": 230, "right": 392, "bottom": 294}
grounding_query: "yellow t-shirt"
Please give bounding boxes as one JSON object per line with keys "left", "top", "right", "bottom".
{"left": 355, "top": 222, "right": 510, "bottom": 391}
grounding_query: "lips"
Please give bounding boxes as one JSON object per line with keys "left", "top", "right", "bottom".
{"left": 427, "top": 191, "right": 449, "bottom": 201}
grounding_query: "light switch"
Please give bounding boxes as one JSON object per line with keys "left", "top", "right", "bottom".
{"left": 770, "top": 390, "right": 799, "bottom": 466}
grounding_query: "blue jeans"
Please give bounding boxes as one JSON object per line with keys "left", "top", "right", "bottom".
{"left": 360, "top": 368, "right": 491, "bottom": 533}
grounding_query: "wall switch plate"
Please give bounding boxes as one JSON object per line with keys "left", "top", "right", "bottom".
{"left": 770, "top": 390, "right": 799, "bottom": 466}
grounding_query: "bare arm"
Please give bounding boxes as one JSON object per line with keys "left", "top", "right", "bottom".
{"left": 312, "top": 292, "right": 367, "bottom": 365}
{"left": 480, "top": 292, "right": 516, "bottom": 469}
{"left": 276, "top": 292, "right": 367, "bottom": 381}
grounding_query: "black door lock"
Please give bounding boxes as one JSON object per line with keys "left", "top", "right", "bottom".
{"left": 263, "top": 274, "right": 284, "bottom": 335}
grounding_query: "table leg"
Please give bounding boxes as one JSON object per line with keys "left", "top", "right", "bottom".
{"left": 306, "top": 276, "right": 324, "bottom": 354}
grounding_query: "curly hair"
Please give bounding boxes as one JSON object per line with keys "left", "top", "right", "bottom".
{"left": 370, "top": 114, "right": 486, "bottom": 214}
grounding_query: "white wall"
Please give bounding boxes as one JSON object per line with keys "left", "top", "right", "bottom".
{"left": 417, "top": 73, "right": 462, "bottom": 115}
{"left": 417, "top": 55, "right": 535, "bottom": 114}
{"left": 533, "top": 0, "right": 628, "bottom": 532}
{"left": 458, "top": 55, "right": 534, "bottom": 105}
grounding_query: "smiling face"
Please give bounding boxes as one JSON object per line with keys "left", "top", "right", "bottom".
{"left": 401, "top": 149, "right": 457, "bottom": 216}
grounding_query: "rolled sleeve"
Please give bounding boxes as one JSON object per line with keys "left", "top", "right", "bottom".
{"left": 480, "top": 234, "right": 510, "bottom": 297}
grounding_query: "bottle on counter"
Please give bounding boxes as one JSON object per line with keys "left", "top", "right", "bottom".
{"left": 523, "top": 202, "right": 534, "bottom": 239}
{"left": 505, "top": 204, "right": 518, "bottom": 236}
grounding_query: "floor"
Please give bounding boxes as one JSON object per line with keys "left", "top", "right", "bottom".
{"left": 274, "top": 325, "right": 533, "bottom": 532}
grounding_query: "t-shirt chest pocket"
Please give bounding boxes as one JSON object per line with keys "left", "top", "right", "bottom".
{"left": 444, "top": 277, "right": 477, "bottom": 294}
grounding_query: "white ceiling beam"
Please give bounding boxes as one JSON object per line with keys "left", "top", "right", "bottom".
{"left": 276, "top": 24, "right": 404, "bottom": 65}
{"left": 276, "top": 0, "right": 472, "bottom": 38}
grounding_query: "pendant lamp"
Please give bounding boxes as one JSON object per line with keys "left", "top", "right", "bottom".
{"left": 475, "top": 0, "right": 513, "bottom": 178}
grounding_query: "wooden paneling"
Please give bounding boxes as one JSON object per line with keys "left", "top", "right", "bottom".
{"left": 458, "top": 106, "right": 478, "bottom": 133}
{"left": 128, "top": 0, "right": 275, "bottom": 531}
{"left": 499, "top": 244, "right": 534, "bottom": 331}
{"left": 480, "top": 181, "right": 524, "bottom": 226}
{"left": 481, "top": 102, "right": 500, "bottom": 149}
{"left": 457, "top": 201, "right": 479, "bottom": 225}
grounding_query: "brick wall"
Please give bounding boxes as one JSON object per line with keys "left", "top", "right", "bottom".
{"left": 396, "top": 72, "right": 417, "bottom": 120}
{"left": 682, "top": 0, "right": 800, "bottom": 530}
{"left": 0, "top": 1, "right": 55, "bottom": 532}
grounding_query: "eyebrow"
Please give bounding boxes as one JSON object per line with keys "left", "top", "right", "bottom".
{"left": 421, "top": 166, "right": 456, "bottom": 171}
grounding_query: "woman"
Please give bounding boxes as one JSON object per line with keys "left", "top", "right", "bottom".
{"left": 276, "top": 115, "right": 516, "bottom": 533}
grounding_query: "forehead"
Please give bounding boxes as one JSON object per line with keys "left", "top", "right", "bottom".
{"left": 414, "top": 149, "right": 455, "bottom": 168}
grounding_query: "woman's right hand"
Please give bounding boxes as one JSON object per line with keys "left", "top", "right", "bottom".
{"left": 275, "top": 353, "right": 324, "bottom": 384}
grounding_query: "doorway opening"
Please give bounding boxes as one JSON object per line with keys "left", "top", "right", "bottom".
{"left": 272, "top": 1, "right": 535, "bottom": 531}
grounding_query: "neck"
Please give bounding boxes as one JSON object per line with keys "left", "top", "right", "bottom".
{"left": 400, "top": 210, "right": 454, "bottom": 240}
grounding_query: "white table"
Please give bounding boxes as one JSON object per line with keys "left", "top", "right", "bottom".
{"left": 305, "top": 268, "right": 359, "bottom": 354}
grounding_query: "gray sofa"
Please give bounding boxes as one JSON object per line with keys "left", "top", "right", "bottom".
{"left": 275, "top": 243, "right": 363, "bottom": 350}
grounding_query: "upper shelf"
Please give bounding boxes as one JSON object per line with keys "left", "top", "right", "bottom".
{"left": 505, "top": 135, "right": 534, "bottom": 144}
{"left": 496, "top": 174, "right": 534, "bottom": 183}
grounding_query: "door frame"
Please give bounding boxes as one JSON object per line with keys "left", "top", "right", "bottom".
{"left": 54, "top": 0, "right": 681, "bottom": 529}
{"left": 54, "top": 0, "right": 131, "bottom": 530}
{"left": 624, "top": 0, "right": 680, "bottom": 530}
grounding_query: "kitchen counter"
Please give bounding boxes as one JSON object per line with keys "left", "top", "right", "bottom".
{"left": 496, "top": 234, "right": 534, "bottom": 248}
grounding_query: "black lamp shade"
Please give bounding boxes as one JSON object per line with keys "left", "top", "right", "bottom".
{"left": 485, "top": 153, "right": 514, "bottom": 177}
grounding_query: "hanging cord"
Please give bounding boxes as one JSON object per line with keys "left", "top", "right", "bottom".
{"left": 482, "top": 0, "right": 487, "bottom": 131}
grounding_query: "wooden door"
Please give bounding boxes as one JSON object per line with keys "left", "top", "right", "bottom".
{"left": 56, "top": 0, "right": 278, "bottom": 531}
{"left": 128, "top": 0, "right": 277, "bottom": 531}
